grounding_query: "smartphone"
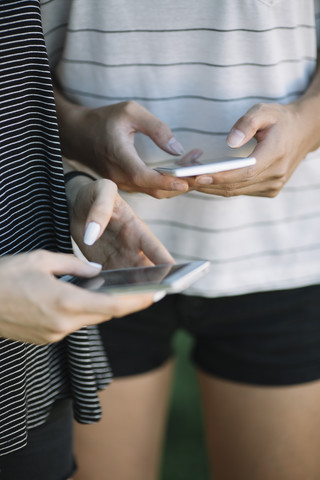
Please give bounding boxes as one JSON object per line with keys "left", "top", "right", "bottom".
{"left": 154, "top": 156, "right": 256, "bottom": 177}
{"left": 61, "top": 261, "right": 210, "bottom": 294}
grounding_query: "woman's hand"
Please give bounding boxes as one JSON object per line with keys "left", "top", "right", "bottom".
{"left": 0, "top": 250, "right": 157, "bottom": 344}
{"left": 55, "top": 90, "right": 202, "bottom": 198}
{"left": 65, "top": 174, "right": 174, "bottom": 268}
{"left": 190, "top": 100, "right": 320, "bottom": 197}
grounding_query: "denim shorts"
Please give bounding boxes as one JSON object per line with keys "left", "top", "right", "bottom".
{"left": 99, "top": 284, "right": 320, "bottom": 385}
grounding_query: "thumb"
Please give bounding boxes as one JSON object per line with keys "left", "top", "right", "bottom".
{"left": 36, "top": 251, "right": 102, "bottom": 277}
{"left": 133, "top": 104, "right": 185, "bottom": 156}
{"left": 226, "top": 103, "right": 275, "bottom": 149}
{"left": 114, "top": 137, "right": 189, "bottom": 193}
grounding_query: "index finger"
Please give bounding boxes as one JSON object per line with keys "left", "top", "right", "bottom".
{"left": 194, "top": 141, "right": 271, "bottom": 186}
{"left": 61, "top": 280, "right": 159, "bottom": 318}
{"left": 118, "top": 141, "right": 188, "bottom": 193}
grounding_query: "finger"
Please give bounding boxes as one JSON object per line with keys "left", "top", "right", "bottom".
{"left": 196, "top": 138, "right": 275, "bottom": 186}
{"left": 132, "top": 103, "right": 185, "bottom": 156}
{"left": 139, "top": 230, "right": 175, "bottom": 265}
{"left": 83, "top": 179, "right": 117, "bottom": 246}
{"left": 116, "top": 138, "right": 189, "bottom": 193}
{"left": 195, "top": 173, "right": 280, "bottom": 197}
{"left": 226, "top": 103, "right": 277, "bottom": 149}
{"left": 175, "top": 149, "right": 203, "bottom": 166}
{"left": 60, "top": 289, "right": 166, "bottom": 340}
{"left": 108, "top": 196, "right": 174, "bottom": 265}
{"left": 62, "top": 283, "right": 159, "bottom": 319}
{"left": 120, "top": 184, "right": 191, "bottom": 199}
{"left": 33, "top": 251, "right": 102, "bottom": 277}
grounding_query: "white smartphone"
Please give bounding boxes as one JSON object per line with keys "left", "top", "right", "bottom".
{"left": 154, "top": 156, "right": 256, "bottom": 177}
{"left": 61, "top": 261, "right": 210, "bottom": 295}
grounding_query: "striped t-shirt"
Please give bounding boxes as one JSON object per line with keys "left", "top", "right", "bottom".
{"left": 0, "top": 0, "right": 111, "bottom": 457}
{"left": 41, "top": 0, "right": 320, "bottom": 297}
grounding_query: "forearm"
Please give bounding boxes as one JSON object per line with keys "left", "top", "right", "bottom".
{"left": 291, "top": 52, "right": 320, "bottom": 153}
{"left": 54, "top": 84, "right": 96, "bottom": 168}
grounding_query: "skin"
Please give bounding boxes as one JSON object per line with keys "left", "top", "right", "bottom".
{"left": 73, "top": 360, "right": 175, "bottom": 480}
{"left": 54, "top": 54, "right": 320, "bottom": 201}
{"left": 0, "top": 174, "right": 174, "bottom": 345}
{"left": 55, "top": 90, "right": 202, "bottom": 198}
{"left": 63, "top": 173, "right": 176, "bottom": 480}
{"left": 0, "top": 250, "right": 155, "bottom": 345}
{"left": 191, "top": 56, "right": 320, "bottom": 197}
{"left": 64, "top": 172, "right": 174, "bottom": 268}
{"left": 53, "top": 52, "right": 320, "bottom": 480}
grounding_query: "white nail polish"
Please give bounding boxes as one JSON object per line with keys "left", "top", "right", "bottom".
{"left": 88, "top": 261, "right": 102, "bottom": 269}
{"left": 153, "top": 291, "right": 166, "bottom": 303}
{"left": 84, "top": 222, "right": 101, "bottom": 246}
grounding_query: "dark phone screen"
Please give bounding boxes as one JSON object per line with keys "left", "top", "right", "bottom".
{"left": 68, "top": 264, "right": 187, "bottom": 291}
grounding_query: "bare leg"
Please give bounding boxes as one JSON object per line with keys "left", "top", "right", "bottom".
{"left": 73, "top": 359, "right": 174, "bottom": 480}
{"left": 197, "top": 370, "right": 320, "bottom": 480}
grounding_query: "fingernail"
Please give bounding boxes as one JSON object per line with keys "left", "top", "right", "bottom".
{"left": 167, "top": 137, "right": 184, "bottom": 155}
{"left": 196, "top": 176, "right": 213, "bottom": 185}
{"left": 171, "top": 181, "right": 188, "bottom": 192}
{"left": 84, "top": 222, "right": 101, "bottom": 246}
{"left": 190, "top": 150, "right": 202, "bottom": 162}
{"left": 227, "top": 129, "right": 245, "bottom": 148}
{"left": 88, "top": 261, "right": 102, "bottom": 269}
{"left": 153, "top": 291, "right": 166, "bottom": 302}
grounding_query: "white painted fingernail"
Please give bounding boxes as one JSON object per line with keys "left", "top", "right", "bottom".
{"left": 88, "top": 261, "right": 102, "bottom": 269}
{"left": 153, "top": 291, "right": 166, "bottom": 303}
{"left": 227, "top": 129, "right": 245, "bottom": 148}
{"left": 167, "top": 137, "right": 184, "bottom": 155}
{"left": 84, "top": 222, "right": 101, "bottom": 246}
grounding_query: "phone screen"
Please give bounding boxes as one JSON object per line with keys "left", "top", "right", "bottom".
{"left": 68, "top": 264, "right": 187, "bottom": 291}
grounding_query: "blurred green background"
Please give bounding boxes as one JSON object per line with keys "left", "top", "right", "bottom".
{"left": 159, "top": 330, "right": 210, "bottom": 480}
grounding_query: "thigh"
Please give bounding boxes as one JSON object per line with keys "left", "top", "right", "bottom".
{"left": 198, "top": 372, "right": 320, "bottom": 480}
{"left": 73, "top": 359, "right": 175, "bottom": 480}
{"left": 73, "top": 296, "right": 179, "bottom": 480}
{"left": 181, "top": 285, "right": 320, "bottom": 480}
{"left": 0, "top": 399, "right": 75, "bottom": 480}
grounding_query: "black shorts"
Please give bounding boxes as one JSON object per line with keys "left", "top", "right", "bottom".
{"left": 0, "top": 399, "right": 76, "bottom": 480}
{"left": 99, "top": 284, "right": 320, "bottom": 386}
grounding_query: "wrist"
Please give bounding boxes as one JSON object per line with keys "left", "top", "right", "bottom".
{"left": 54, "top": 86, "right": 94, "bottom": 163}
{"left": 290, "top": 94, "right": 320, "bottom": 154}
{"left": 64, "top": 171, "right": 96, "bottom": 211}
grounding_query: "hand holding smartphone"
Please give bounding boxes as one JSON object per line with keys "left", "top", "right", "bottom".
{"left": 154, "top": 156, "right": 256, "bottom": 177}
{"left": 61, "top": 261, "right": 210, "bottom": 295}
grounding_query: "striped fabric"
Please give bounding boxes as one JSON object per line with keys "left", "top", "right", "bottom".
{"left": 0, "top": 0, "right": 111, "bottom": 457}
{"left": 41, "top": 0, "right": 320, "bottom": 298}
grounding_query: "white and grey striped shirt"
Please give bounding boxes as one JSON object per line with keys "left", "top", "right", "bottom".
{"left": 42, "top": 0, "right": 320, "bottom": 298}
{"left": 0, "top": 0, "right": 111, "bottom": 457}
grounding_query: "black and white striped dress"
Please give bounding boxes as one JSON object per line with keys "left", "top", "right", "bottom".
{"left": 0, "top": 0, "right": 111, "bottom": 457}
